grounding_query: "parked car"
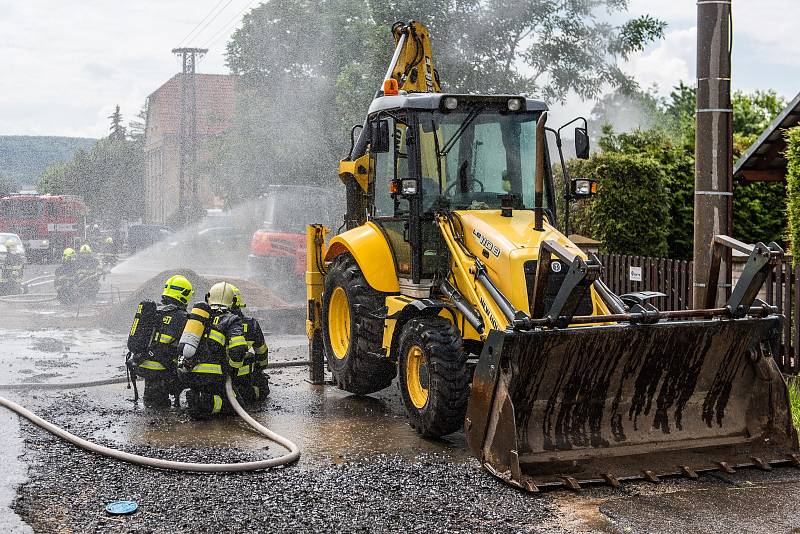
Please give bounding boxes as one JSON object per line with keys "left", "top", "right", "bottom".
{"left": 127, "top": 224, "right": 174, "bottom": 253}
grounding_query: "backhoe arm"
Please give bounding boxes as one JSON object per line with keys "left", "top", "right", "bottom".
{"left": 383, "top": 21, "right": 441, "bottom": 94}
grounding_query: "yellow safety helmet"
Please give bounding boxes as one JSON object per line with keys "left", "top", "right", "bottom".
{"left": 230, "top": 284, "right": 245, "bottom": 309}
{"left": 206, "top": 281, "right": 237, "bottom": 308}
{"left": 79, "top": 244, "right": 92, "bottom": 254}
{"left": 162, "top": 274, "right": 194, "bottom": 306}
{"left": 62, "top": 247, "right": 76, "bottom": 261}
{"left": 104, "top": 237, "right": 113, "bottom": 245}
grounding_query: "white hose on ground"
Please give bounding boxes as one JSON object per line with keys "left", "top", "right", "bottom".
{"left": 0, "top": 376, "right": 300, "bottom": 472}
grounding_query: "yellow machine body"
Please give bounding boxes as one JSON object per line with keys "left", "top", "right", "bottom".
{"left": 305, "top": 20, "right": 797, "bottom": 491}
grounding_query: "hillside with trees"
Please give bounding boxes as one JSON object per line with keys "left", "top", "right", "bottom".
{"left": 0, "top": 136, "right": 95, "bottom": 191}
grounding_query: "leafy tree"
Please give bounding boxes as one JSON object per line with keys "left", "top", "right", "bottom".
{"left": 38, "top": 112, "right": 144, "bottom": 223}
{"left": 733, "top": 90, "right": 786, "bottom": 137}
{"left": 589, "top": 85, "right": 665, "bottom": 141}
{"left": 576, "top": 85, "right": 788, "bottom": 256}
{"left": 108, "top": 105, "right": 126, "bottom": 141}
{"left": 128, "top": 105, "right": 147, "bottom": 146}
{"left": 213, "top": 0, "right": 665, "bottom": 203}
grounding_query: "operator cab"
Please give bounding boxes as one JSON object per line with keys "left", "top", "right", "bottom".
{"left": 368, "top": 93, "right": 555, "bottom": 216}
{"left": 363, "top": 93, "right": 556, "bottom": 296}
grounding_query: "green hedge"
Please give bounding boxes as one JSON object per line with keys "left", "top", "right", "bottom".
{"left": 569, "top": 152, "right": 669, "bottom": 257}
{"left": 786, "top": 127, "right": 800, "bottom": 264}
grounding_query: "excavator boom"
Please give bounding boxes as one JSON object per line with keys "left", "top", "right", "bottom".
{"left": 384, "top": 21, "right": 441, "bottom": 94}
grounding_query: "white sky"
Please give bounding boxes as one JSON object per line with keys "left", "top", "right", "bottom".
{"left": 0, "top": 0, "right": 798, "bottom": 137}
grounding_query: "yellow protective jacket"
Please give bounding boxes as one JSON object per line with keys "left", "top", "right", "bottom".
{"left": 188, "top": 305, "right": 248, "bottom": 378}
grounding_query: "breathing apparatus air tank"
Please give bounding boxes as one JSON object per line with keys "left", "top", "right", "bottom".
{"left": 179, "top": 302, "right": 212, "bottom": 361}
{"left": 127, "top": 300, "right": 158, "bottom": 354}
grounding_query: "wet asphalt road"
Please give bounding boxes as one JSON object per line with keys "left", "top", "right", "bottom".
{"left": 3, "top": 268, "right": 800, "bottom": 531}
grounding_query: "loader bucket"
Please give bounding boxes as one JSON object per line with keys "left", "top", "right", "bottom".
{"left": 465, "top": 317, "right": 798, "bottom": 491}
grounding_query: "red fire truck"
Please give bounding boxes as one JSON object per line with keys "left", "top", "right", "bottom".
{"left": 0, "top": 194, "right": 87, "bottom": 262}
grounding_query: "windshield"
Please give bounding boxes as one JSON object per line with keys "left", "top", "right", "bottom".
{"left": 263, "top": 190, "right": 339, "bottom": 232}
{"left": 418, "top": 108, "right": 549, "bottom": 212}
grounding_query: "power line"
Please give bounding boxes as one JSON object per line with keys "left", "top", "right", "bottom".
{"left": 175, "top": 0, "right": 234, "bottom": 48}
{"left": 198, "top": 0, "right": 259, "bottom": 52}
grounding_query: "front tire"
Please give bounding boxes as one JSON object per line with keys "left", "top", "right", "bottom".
{"left": 398, "top": 316, "right": 469, "bottom": 437}
{"left": 322, "top": 254, "right": 395, "bottom": 394}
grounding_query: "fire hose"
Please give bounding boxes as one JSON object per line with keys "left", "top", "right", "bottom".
{"left": 0, "top": 374, "right": 301, "bottom": 472}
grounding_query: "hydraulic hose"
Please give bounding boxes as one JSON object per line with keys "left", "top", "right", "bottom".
{"left": 0, "top": 376, "right": 300, "bottom": 472}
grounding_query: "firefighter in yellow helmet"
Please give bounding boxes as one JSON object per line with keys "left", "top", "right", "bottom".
{"left": 126, "top": 275, "right": 193, "bottom": 407}
{"left": 229, "top": 285, "right": 270, "bottom": 405}
{"left": 76, "top": 243, "right": 99, "bottom": 273}
{"left": 179, "top": 281, "right": 248, "bottom": 419}
{"left": 100, "top": 236, "right": 117, "bottom": 268}
{"left": 54, "top": 247, "right": 79, "bottom": 300}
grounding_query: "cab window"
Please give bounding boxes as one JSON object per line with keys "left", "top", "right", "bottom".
{"left": 371, "top": 115, "right": 410, "bottom": 218}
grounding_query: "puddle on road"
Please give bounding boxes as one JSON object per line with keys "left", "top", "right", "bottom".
{"left": 93, "top": 364, "right": 470, "bottom": 468}
{"left": 0, "top": 329, "right": 125, "bottom": 385}
{"left": 5, "top": 326, "right": 470, "bottom": 476}
{"left": 1, "top": 327, "right": 471, "bottom": 468}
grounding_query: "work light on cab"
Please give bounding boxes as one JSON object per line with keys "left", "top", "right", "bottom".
{"left": 571, "top": 178, "right": 598, "bottom": 198}
{"left": 507, "top": 97, "right": 523, "bottom": 111}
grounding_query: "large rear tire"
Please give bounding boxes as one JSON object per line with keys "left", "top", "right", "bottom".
{"left": 398, "top": 316, "right": 469, "bottom": 437}
{"left": 322, "top": 254, "right": 396, "bottom": 394}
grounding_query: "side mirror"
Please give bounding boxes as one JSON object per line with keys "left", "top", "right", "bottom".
{"left": 370, "top": 120, "right": 390, "bottom": 153}
{"left": 574, "top": 127, "right": 590, "bottom": 159}
{"left": 571, "top": 178, "right": 597, "bottom": 198}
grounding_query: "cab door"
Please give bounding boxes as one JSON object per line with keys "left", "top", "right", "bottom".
{"left": 370, "top": 113, "right": 414, "bottom": 280}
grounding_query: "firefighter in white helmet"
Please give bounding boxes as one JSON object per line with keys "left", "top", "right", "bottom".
{"left": 179, "top": 281, "right": 248, "bottom": 419}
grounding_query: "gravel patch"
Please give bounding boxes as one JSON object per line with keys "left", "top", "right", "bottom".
{"left": 13, "top": 393, "right": 560, "bottom": 533}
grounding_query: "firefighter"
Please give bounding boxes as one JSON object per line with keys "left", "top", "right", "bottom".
{"left": 54, "top": 248, "right": 78, "bottom": 301}
{"left": 179, "top": 281, "right": 248, "bottom": 419}
{"left": 0, "top": 239, "right": 25, "bottom": 295}
{"left": 100, "top": 236, "right": 117, "bottom": 269}
{"left": 230, "top": 285, "right": 270, "bottom": 405}
{"left": 127, "top": 275, "right": 193, "bottom": 407}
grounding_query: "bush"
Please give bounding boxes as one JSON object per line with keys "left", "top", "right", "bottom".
{"left": 569, "top": 152, "right": 669, "bottom": 257}
{"left": 786, "top": 127, "right": 800, "bottom": 264}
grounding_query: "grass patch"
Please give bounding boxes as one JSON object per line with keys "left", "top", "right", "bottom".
{"left": 788, "top": 377, "right": 800, "bottom": 429}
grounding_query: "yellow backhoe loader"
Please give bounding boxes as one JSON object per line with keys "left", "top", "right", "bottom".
{"left": 306, "top": 20, "right": 798, "bottom": 490}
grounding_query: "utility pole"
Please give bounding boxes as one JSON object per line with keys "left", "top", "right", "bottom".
{"left": 171, "top": 47, "right": 207, "bottom": 226}
{"left": 693, "top": 0, "right": 732, "bottom": 308}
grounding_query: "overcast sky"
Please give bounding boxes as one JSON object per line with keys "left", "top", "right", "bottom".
{"left": 0, "top": 0, "right": 797, "bottom": 138}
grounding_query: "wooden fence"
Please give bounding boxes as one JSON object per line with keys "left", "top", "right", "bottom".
{"left": 597, "top": 253, "right": 693, "bottom": 311}
{"left": 597, "top": 253, "right": 800, "bottom": 373}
